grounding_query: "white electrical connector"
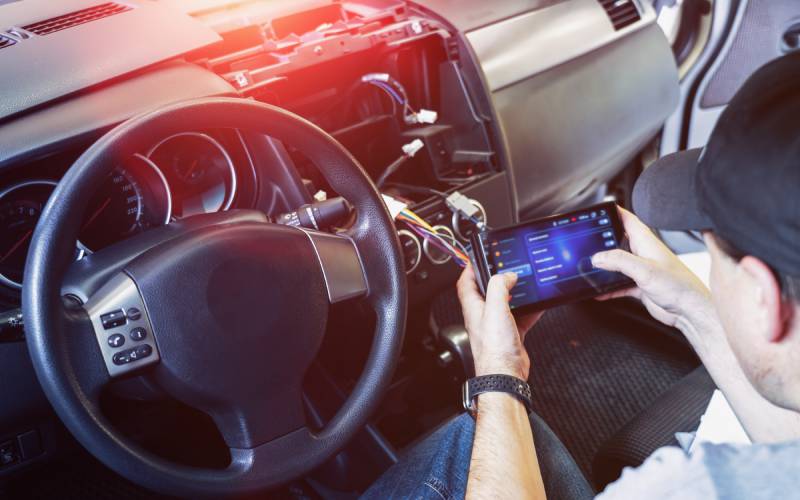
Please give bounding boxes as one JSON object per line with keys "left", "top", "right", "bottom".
{"left": 401, "top": 139, "right": 425, "bottom": 157}
{"left": 415, "top": 109, "right": 438, "bottom": 124}
{"left": 445, "top": 191, "right": 481, "bottom": 220}
{"left": 404, "top": 109, "right": 439, "bottom": 125}
{"left": 381, "top": 193, "right": 409, "bottom": 220}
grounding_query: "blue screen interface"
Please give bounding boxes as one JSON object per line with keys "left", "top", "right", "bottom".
{"left": 487, "top": 206, "right": 629, "bottom": 309}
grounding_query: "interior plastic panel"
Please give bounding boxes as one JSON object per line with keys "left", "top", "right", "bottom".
{"left": 465, "top": 0, "right": 655, "bottom": 92}
{"left": 462, "top": 0, "right": 678, "bottom": 217}
{"left": 0, "top": 61, "right": 236, "bottom": 171}
{"left": 412, "top": 0, "right": 566, "bottom": 32}
{"left": 0, "top": 0, "right": 221, "bottom": 122}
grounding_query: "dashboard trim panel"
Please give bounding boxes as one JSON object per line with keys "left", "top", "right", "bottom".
{"left": 0, "top": 61, "right": 237, "bottom": 172}
{"left": 465, "top": 0, "right": 655, "bottom": 92}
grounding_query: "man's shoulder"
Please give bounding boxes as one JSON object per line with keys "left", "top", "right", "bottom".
{"left": 696, "top": 440, "right": 800, "bottom": 498}
{"left": 598, "top": 440, "right": 800, "bottom": 499}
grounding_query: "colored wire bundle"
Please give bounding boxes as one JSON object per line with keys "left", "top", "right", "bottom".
{"left": 361, "top": 74, "right": 418, "bottom": 124}
{"left": 396, "top": 207, "right": 469, "bottom": 267}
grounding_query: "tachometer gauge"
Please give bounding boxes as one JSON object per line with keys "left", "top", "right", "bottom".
{"left": 148, "top": 133, "right": 236, "bottom": 218}
{"left": 80, "top": 154, "right": 172, "bottom": 252}
{"left": 0, "top": 180, "right": 83, "bottom": 289}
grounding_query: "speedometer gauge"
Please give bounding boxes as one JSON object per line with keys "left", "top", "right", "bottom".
{"left": 0, "top": 180, "right": 83, "bottom": 289}
{"left": 148, "top": 133, "right": 236, "bottom": 218}
{"left": 79, "top": 154, "right": 172, "bottom": 251}
{"left": 0, "top": 156, "right": 170, "bottom": 291}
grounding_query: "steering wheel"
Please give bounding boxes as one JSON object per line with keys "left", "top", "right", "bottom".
{"left": 22, "top": 98, "right": 407, "bottom": 497}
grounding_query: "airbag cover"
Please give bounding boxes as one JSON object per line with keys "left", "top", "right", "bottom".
{"left": 124, "top": 221, "right": 328, "bottom": 446}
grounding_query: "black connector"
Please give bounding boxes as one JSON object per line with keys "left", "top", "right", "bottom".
{"left": 275, "top": 197, "right": 351, "bottom": 230}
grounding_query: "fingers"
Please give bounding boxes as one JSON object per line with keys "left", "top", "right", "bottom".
{"left": 457, "top": 265, "right": 485, "bottom": 317}
{"left": 485, "top": 272, "right": 517, "bottom": 309}
{"left": 617, "top": 205, "right": 669, "bottom": 255}
{"left": 617, "top": 206, "right": 649, "bottom": 234}
{"left": 457, "top": 265, "right": 475, "bottom": 293}
{"left": 594, "top": 287, "right": 642, "bottom": 301}
{"left": 592, "top": 249, "right": 654, "bottom": 288}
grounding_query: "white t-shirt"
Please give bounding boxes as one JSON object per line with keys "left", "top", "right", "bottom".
{"left": 598, "top": 440, "right": 800, "bottom": 499}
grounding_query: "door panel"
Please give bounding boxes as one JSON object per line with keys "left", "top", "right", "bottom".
{"left": 700, "top": 1, "right": 800, "bottom": 108}
{"left": 686, "top": 0, "right": 800, "bottom": 148}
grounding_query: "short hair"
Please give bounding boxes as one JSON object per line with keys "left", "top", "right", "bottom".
{"left": 714, "top": 235, "right": 800, "bottom": 304}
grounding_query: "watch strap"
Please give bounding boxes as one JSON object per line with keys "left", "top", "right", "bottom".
{"left": 462, "top": 374, "right": 533, "bottom": 416}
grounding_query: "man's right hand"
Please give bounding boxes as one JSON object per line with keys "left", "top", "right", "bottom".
{"left": 591, "top": 207, "right": 715, "bottom": 340}
{"left": 456, "top": 265, "right": 541, "bottom": 380}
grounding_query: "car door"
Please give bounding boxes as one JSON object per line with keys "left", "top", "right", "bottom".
{"left": 661, "top": 0, "right": 800, "bottom": 153}
{"left": 652, "top": 0, "right": 800, "bottom": 253}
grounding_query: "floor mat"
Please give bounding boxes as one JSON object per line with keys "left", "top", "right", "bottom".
{"left": 3, "top": 451, "right": 319, "bottom": 500}
{"left": 526, "top": 300, "right": 699, "bottom": 479}
{"left": 3, "top": 453, "right": 176, "bottom": 500}
{"left": 431, "top": 292, "right": 699, "bottom": 480}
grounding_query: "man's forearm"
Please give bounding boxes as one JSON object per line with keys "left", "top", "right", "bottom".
{"left": 466, "top": 393, "right": 546, "bottom": 499}
{"left": 682, "top": 315, "right": 800, "bottom": 443}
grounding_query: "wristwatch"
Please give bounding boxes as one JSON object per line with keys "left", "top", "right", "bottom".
{"left": 462, "top": 374, "right": 533, "bottom": 416}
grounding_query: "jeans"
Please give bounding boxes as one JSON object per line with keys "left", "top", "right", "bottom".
{"left": 362, "top": 412, "right": 594, "bottom": 499}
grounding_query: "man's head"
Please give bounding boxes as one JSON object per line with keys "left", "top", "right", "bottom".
{"left": 633, "top": 52, "right": 800, "bottom": 409}
{"left": 705, "top": 233, "right": 799, "bottom": 408}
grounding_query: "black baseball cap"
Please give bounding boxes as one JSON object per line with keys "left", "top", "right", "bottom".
{"left": 632, "top": 52, "right": 800, "bottom": 277}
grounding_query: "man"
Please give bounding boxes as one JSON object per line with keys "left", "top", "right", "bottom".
{"left": 363, "top": 52, "right": 800, "bottom": 498}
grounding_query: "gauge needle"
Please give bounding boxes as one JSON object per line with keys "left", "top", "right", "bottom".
{"left": 0, "top": 229, "right": 33, "bottom": 264}
{"left": 82, "top": 197, "right": 112, "bottom": 230}
{"left": 182, "top": 159, "right": 200, "bottom": 180}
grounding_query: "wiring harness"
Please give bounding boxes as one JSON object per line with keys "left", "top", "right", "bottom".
{"left": 360, "top": 73, "right": 438, "bottom": 125}
{"left": 396, "top": 206, "right": 470, "bottom": 267}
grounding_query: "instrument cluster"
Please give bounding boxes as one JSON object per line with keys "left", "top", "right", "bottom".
{"left": 0, "top": 132, "right": 241, "bottom": 292}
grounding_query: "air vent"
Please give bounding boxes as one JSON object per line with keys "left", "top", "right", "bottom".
{"left": 22, "top": 2, "right": 132, "bottom": 36}
{"left": 0, "top": 35, "right": 16, "bottom": 50}
{"left": 598, "top": 0, "right": 641, "bottom": 31}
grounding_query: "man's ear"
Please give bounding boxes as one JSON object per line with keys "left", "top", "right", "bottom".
{"left": 739, "top": 256, "right": 789, "bottom": 343}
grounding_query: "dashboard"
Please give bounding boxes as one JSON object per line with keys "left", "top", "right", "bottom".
{"left": 0, "top": 0, "right": 679, "bottom": 480}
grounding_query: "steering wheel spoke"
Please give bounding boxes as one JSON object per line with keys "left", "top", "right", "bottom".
{"left": 300, "top": 229, "right": 368, "bottom": 303}
{"left": 60, "top": 306, "right": 113, "bottom": 402}
{"left": 212, "top": 383, "right": 307, "bottom": 450}
{"left": 81, "top": 272, "right": 161, "bottom": 378}
{"left": 226, "top": 425, "right": 317, "bottom": 481}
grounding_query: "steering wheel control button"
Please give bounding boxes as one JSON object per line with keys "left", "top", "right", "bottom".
{"left": 107, "top": 334, "right": 125, "bottom": 348}
{"left": 126, "top": 307, "right": 141, "bottom": 321}
{"left": 134, "top": 344, "right": 152, "bottom": 358}
{"left": 100, "top": 309, "right": 126, "bottom": 330}
{"left": 111, "top": 346, "right": 151, "bottom": 365}
{"left": 112, "top": 350, "right": 131, "bottom": 365}
{"left": 84, "top": 273, "right": 160, "bottom": 377}
{"left": 129, "top": 327, "right": 147, "bottom": 341}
